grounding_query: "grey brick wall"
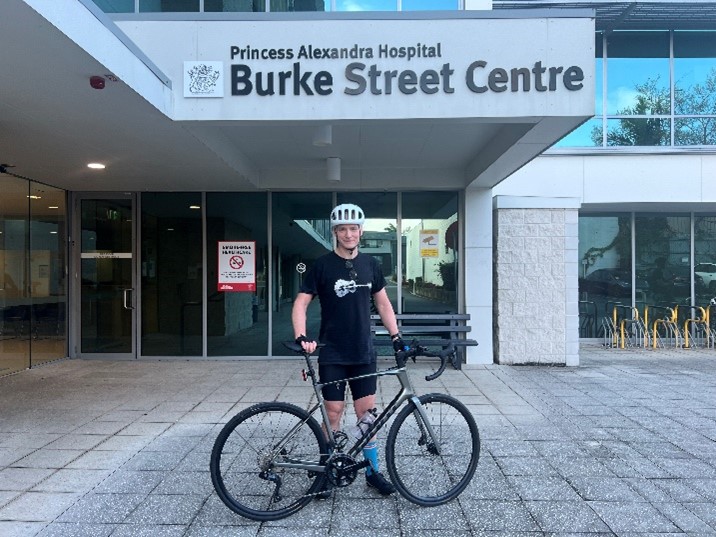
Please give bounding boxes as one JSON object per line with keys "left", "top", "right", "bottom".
{"left": 494, "top": 207, "right": 579, "bottom": 365}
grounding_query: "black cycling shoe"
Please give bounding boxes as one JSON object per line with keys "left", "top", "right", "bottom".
{"left": 365, "top": 472, "right": 395, "bottom": 496}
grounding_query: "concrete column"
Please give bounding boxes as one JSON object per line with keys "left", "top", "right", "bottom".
{"left": 464, "top": 188, "right": 493, "bottom": 365}
{"left": 493, "top": 196, "right": 580, "bottom": 366}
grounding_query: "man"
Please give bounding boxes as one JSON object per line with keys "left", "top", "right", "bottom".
{"left": 291, "top": 203, "right": 405, "bottom": 496}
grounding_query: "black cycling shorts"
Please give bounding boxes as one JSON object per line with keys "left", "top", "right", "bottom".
{"left": 318, "top": 362, "right": 377, "bottom": 402}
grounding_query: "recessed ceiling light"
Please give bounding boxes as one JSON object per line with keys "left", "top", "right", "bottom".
{"left": 167, "top": 228, "right": 175, "bottom": 231}
{"left": 50, "top": 231, "right": 58, "bottom": 234}
{"left": 189, "top": 205, "right": 201, "bottom": 209}
{"left": 27, "top": 195, "right": 42, "bottom": 199}
{"left": 87, "top": 163, "right": 106, "bottom": 169}
{"left": 48, "top": 206, "right": 59, "bottom": 209}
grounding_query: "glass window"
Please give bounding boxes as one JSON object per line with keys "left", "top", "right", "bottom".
{"left": 29, "top": 183, "right": 67, "bottom": 366}
{"left": 674, "top": 31, "right": 716, "bottom": 116}
{"left": 334, "top": 0, "right": 396, "bottom": 11}
{"left": 401, "top": 192, "right": 458, "bottom": 314}
{"left": 139, "top": 0, "right": 200, "bottom": 12}
{"left": 269, "top": 0, "right": 324, "bottom": 11}
{"left": 0, "top": 177, "right": 30, "bottom": 375}
{"left": 90, "top": 0, "right": 135, "bottom": 12}
{"left": 141, "top": 193, "right": 203, "bottom": 356}
{"left": 606, "top": 31, "right": 670, "bottom": 117}
{"left": 205, "top": 0, "right": 267, "bottom": 11}
{"left": 694, "top": 215, "right": 716, "bottom": 306}
{"left": 207, "top": 193, "right": 268, "bottom": 356}
{"left": 578, "top": 215, "right": 632, "bottom": 338}
{"left": 272, "top": 192, "right": 333, "bottom": 356}
{"left": 555, "top": 118, "right": 603, "bottom": 148}
{"left": 636, "top": 215, "right": 691, "bottom": 312}
{"left": 402, "top": 0, "right": 458, "bottom": 10}
{"left": 675, "top": 117, "right": 716, "bottom": 146}
{"left": 606, "top": 117, "right": 671, "bottom": 146}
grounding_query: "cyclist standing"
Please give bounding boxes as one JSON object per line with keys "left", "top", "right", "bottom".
{"left": 291, "top": 203, "right": 405, "bottom": 496}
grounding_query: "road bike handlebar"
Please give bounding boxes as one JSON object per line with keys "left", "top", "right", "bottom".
{"left": 282, "top": 340, "right": 455, "bottom": 382}
{"left": 395, "top": 341, "right": 455, "bottom": 382}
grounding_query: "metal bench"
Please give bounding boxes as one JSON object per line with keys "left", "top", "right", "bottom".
{"left": 370, "top": 313, "right": 477, "bottom": 369}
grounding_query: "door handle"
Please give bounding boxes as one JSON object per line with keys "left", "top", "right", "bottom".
{"left": 123, "top": 288, "right": 135, "bottom": 310}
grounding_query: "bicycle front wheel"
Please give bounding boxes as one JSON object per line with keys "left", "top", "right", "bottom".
{"left": 210, "top": 402, "right": 328, "bottom": 521}
{"left": 386, "top": 393, "right": 480, "bottom": 506}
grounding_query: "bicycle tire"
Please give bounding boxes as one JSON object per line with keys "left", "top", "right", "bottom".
{"left": 385, "top": 393, "right": 480, "bottom": 506}
{"left": 210, "top": 401, "right": 329, "bottom": 521}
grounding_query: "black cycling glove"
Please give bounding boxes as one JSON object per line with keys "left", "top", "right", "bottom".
{"left": 392, "top": 335, "right": 407, "bottom": 353}
{"left": 295, "top": 335, "right": 315, "bottom": 346}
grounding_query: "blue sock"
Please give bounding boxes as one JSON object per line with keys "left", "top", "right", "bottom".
{"left": 363, "top": 441, "right": 378, "bottom": 475}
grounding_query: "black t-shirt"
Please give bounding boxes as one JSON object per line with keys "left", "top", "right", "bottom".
{"left": 300, "top": 251, "right": 386, "bottom": 365}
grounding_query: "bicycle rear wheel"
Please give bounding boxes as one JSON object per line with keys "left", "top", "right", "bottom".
{"left": 210, "top": 402, "right": 328, "bottom": 521}
{"left": 385, "top": 393, "right": 479, "bottom": 506}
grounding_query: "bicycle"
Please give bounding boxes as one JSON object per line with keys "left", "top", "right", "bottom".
{"left": 210, "top": 340, "right": 480, "bottom": 521}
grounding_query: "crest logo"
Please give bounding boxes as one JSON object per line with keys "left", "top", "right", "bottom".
{"left": 184, "top": 61, "right": 224, "bottom": 98}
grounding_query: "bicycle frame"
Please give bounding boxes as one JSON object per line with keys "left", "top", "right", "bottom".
{"left": 271, "top": 353, "right": 440, "bottom": 475}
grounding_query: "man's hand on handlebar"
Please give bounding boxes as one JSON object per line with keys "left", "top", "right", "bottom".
{"left": 295, "top": 335, "right": 317, "bottom": 354}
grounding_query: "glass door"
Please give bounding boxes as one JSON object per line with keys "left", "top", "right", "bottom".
{"left": 73, "top": 194, "right": 136, "bottom": 358}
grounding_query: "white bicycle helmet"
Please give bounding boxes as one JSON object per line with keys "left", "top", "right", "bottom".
{"left": 330, "top": 203, "right": 365, "bottom": 228}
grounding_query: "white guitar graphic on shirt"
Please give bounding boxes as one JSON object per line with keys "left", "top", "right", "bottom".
{"left": 334, "top": 279, "right": 372, "bottom": 298}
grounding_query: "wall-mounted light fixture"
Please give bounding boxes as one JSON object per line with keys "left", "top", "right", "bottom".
{"left": 313, "top": 125, "right": 332, "bottom": 147}
{"left": 327, "top": 157, "right": 341, "bottom": 182}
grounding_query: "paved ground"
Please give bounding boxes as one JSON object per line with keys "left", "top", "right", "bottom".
{"left": 1, "top": 344, "right": 715, "bottom": 536}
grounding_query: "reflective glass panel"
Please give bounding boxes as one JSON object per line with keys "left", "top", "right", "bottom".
{"left": 554, "top": 118, "right": 603, "bottom": 148}
{"left": 0, "top": 177, "right": 29, "bottom": 375}
{"left": 606, "top": 31, "right": 669, "bottom": 116}
{"left": 205, "top": 0, "right": 266, "bottom": 10}
{"left": 139, "top": 0, "right": 200, "bottom": 11}
{"left": 401, "top": 192, "right": 458, "bottom": 314}
{"left": 335, "top": 0, "right": 395, "bottom": 11}
{"left": 80, "top": 199, "right": 133, "bottom": 354}
{"left": 141, "top": 193, "right": 203, "bottom": 356}
{"left": 636, "top": 215, "right": 691, "bottom": 313}
{"left": 207, "top": 193, "right": 268, "bottom": 356}
{"left": 595, "top": 33, "right": 604, "bottom": 116}
{"left": 402, "top": 0, "right": 458, "bottom": 10}
{"left": 272, "top": 192, "right": 333, "bottom": 356}
{"left": 694, "top": 215, "right": 716, "bottom": 307}
{"left": 30, "top": 183, "right": 66, "bottom": 366}
{"left": 91, "top": 0, "right": 134, "bottom": 12}
{"left": 606, "top": 117, "right": 670, "bottom": 146}
{"left": 675, "top": 117, "right": 716, "bottom": 146}
{"left": 674, "top": 31, "right": 716, "bottom": 116}
{"left": 269, "top": 0, "right": 324, "bottom": 11}
{"left": 578, "top": 215, "right": 632, "bottom": 338}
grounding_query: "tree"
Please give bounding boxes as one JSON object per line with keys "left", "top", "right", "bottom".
{"left": 591, "top": 68, "right": 716, "bottom": 146}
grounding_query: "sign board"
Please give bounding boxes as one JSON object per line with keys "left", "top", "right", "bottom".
{"left": 118, "top": 16, "right": 595, "bottom": 122}
{"left": 218, "top": 241, "right": 256, "bottom": 292}
{"left": 420, "top": 229, "right": 439, "bottom": 258}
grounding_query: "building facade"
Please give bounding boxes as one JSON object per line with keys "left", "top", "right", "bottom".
{"left": 1, "top": 0, "right": 714, "bottom": 376}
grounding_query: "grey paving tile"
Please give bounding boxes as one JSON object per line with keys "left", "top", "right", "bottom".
{"left": 588, "top": 500, "right": 680, "bottom": 533}
{"left": 0, "top": 492, "right": 82, "bottom": 522}
{"left": 64, "top": 450, "right": 133, "bottom": 470}
{"left": 0, "top": 468, "right": 56, "bottom": 491}
{"left": 36, "top": 523, "right": 117, "bottom": 537}
{"left": 0, "top": 521, "right": 47, "bottom": 537}
{"left": 567, "top": 476, "right": 648, "bottom": 502}
{"left": 57, "top": 493, "right": 147, "bottom": 524}
{"left": 652, "top": 501, "right": 715, "bottom": 533}
{"left": 523, "top": 500, "right": 611, "bottom": 532}
{"left": 123, "top": 493, "right": 208, "bottom": 525}
{"left": 507, "top": 476, "right": 582, "bottom": 501}
{"left": 461, "top": 499, "right": 541, "bottom": 532}
{"left": 11, "top": 449, "right": 84, "bottom": 469}
{"left": 30, "top": 469, "right": 112, "bottom": 494}
{"left": 153, "top": 471, "right": 213, "bottom": 495}
{"left": 187, "top": 526, "right": 259, "bottom": 537}
{"left": 93, "top": 470, "right": 165, "bottom": 494}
